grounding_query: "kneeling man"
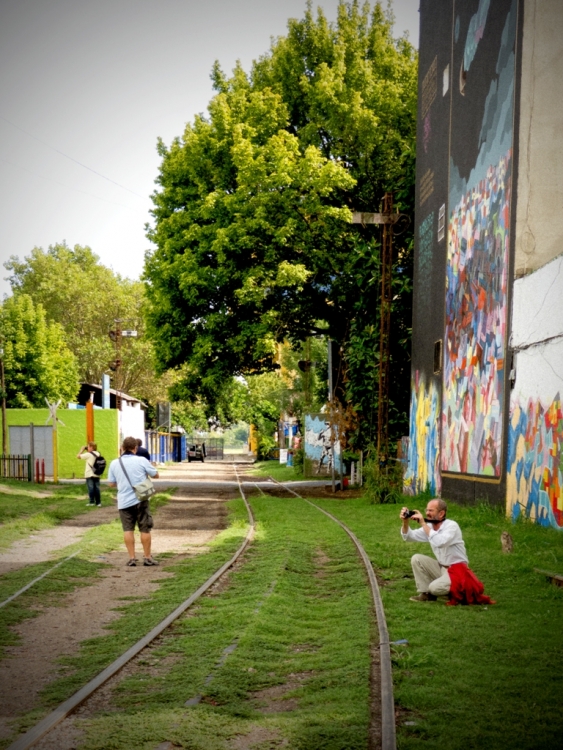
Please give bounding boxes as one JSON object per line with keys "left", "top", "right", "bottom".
{"left": 400, "top": 499, "right": 494, "bottom": 605}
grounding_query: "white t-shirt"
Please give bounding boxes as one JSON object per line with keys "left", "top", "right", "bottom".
{"left": 108, "top": 454, "right": 158, "bottom": 509}
{"left": 401, "top": 519, "right": 469, "bottom": 566}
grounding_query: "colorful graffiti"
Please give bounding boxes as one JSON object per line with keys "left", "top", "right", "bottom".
{"left": 404, "top": 372, "right": 441, "bottom": 496}
{"left": 507, "top": 394, "right": 563, "bottom": 529}
{"left": 441, "top": 150, "right": 511, "bottom": 476}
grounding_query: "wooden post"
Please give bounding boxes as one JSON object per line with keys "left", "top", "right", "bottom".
{"left": 86, "top": 401, "right": 95, "bottom": 443}
{"left": 52, "top": 425, "right": 58, "bottom": 483}
{"left": 0, "top": 350, "right": 6, "bottom": 455}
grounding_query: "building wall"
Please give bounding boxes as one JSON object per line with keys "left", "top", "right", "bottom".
{"left": 6, "top": 408, "right": 119, "bottom": 479}
{"left": 514, "top": 0, "right": 563, "bottom": 276}
{"left": 505, "top": 0, "right": 563, "bottom": 529}
{"left": 409, "top": 0, "right": 518, "bottom": 503}
{"left": 406, "top": 0, "right": 453, "bottom": 496}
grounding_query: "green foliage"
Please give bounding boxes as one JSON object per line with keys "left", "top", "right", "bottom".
{"left": 3, "top": 243, "right": 170, "bottom": 405}
{"left": 363, "top": 447, "right": 404, "bottom": 504}
{"left": 144, "top": 1, "right": 417, "bottom": 441}
{"left": 0, "top": 294, "right": 79, "bottom": 407}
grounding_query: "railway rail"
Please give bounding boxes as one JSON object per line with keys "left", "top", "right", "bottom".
{"left": 258, "top": 477, "right": 396, "bottom": 750}
{"left": 6, "top": 467, "right": 396, "bottom": 750}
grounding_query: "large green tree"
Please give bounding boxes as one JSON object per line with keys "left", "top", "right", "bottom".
{"left": 0, "top": 295, "right": 79, "bottom": 407}
{"left": 145, "top": 1, "right": 417, "bottom": 444}
{"left": 4, "top": 243, "right": 171, "bottom": 406}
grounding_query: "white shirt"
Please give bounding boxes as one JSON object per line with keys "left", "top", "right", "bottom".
{"left": 401, "top": 519, "right": 469, "bottom": 566}
{"left": 108, "top": 454, "right": 158, "bottom": 509}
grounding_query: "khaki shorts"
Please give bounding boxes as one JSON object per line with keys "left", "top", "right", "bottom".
{"left": 119, "top": 501, "right": 153, "bottom": 533}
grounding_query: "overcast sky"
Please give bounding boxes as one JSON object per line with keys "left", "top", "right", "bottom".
{"left": 0, "top": 0, "right": 419, "bottom": 299}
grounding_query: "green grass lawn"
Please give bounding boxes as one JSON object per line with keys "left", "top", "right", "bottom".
{"left": 313, "top": 495, "right": 563, "bottom": 750}
{"left": 250, "top": 460, "right": 304, "bottom": 482}
{"left": 4, "top": 483, "right": 562, "bottom": 749}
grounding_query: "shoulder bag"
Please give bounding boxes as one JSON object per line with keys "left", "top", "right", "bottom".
{"left": 118, "top": 457, "right": 156, "bottom": 502}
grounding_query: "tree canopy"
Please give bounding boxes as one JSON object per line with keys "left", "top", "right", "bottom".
{"left": 0, "top": 294, "right": 79, "bottom": 407}
{"left": 4, "top": 243, "right": 172, "bottom": 406}
{"left": 145, "top": 0, "right": 417, "bottom": 444}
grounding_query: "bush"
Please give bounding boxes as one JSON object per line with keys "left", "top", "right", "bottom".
{"left": 363, "top": 449, "right": 404, "bottom": 504}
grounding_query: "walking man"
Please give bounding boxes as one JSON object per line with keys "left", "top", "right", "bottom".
{"left": 77, "top": 441, "right": 102, "bottom": 507}
{"left": 108, "top": 436, "right": 160, "bottom": 567}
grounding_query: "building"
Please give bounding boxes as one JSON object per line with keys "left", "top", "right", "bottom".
{"left": 406, "top": 0, "right": 563, "bottom": 529}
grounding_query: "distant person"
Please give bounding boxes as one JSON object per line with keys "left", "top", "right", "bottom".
{"left": 135, "top": 438, "right": 151, "bottom": 461}
{"left": 76, "top": 441, "right": 102, "bottom": 507}
{"left": 108, "top": 436, "right": 159, "bottom": 567}
{"left": 400, "top": 498, "right": 495, "bottom": 605}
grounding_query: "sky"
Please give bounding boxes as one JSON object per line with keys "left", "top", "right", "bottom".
{"left": 0, "top": 0, "right": 419, "bottom": 300}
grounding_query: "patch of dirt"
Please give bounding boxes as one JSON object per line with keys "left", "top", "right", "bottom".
{"left": 290, "top": 643, "right": 319, "bottom": 654}
{"left": 0, "top": 549, "right": 174, "bottom": 730}
{"left": 0, "top": 483, "right": 53, "bottom": 498}
{"left": 0, "top": 482, "right": 233, "bottom": 747}
{"left": 313, "top": 548, "right": 330, "bottom": 579}
{"left": 229, "top": 725, "right": 288, "bottom": 749}
{"left": 0, "top": 525, "right": 88, "bottom": 575}
{"left": 252, "top": 672, "right": 314, "bottom": 714}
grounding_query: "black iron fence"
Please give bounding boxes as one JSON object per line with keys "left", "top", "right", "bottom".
{"left": 0, "top": 454, "right": 32, "bottom": 481}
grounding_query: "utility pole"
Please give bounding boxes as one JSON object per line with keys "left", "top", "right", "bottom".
{"left": 114, "top": 319, "right": 122, "bottom": 411}
{"left": 351, "top": 193, "right": 400, "bottom": 459}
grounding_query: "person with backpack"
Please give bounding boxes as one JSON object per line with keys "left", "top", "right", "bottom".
{"left": 76, "top": 441, "right": 106, "bottom": 507}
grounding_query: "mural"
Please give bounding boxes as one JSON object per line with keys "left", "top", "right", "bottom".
{"left": 404, "top": 372, "right": 441, "bottom": 496}
{"left": 441, "top": 151, "right": 511, "bottom": 475}
{"left": 304, "top": 414, "right": 341, "bottom": 476}
{"left": 507, "top": 394, "right": 563, "bottom": 529}
{"left": 441, "top": 0, "right": 516, "bottom": 476}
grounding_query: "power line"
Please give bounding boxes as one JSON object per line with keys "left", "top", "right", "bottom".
{"left": 1, "top": 158, "right": 147, "bottom": 213}
{"left": 1, "top": 115, "right": 146, "bottom": 199}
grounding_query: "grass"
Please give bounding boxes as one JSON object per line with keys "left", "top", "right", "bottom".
{"left": 311, "top": 495, "right": 563, "bottom": 750}
{"left": 250, "top": 460, "right": 304, "bottom": 482}
{"left": 27, "top": 492, "right": 374, "bottom": 750}
{"left": 0, "top": 479, "right": 113, "bottom": 551}
{"left": 4, "top": 485, "right": 563, "bottom": 749}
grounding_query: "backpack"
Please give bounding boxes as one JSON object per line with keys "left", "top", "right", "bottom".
{"left": 90, "top": 451, "right": 107, "bottom": 477}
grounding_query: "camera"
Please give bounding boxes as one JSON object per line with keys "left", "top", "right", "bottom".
{"left": 403, "top": 509, "right": 416, "bottom": 519}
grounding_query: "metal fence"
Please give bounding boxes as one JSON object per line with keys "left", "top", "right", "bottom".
{"left": 0, "top": 454, "right": 32, "bottom": 482}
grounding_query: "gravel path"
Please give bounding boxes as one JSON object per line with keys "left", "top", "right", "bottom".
{"left": 0, "top": 467, "right": 239, "bottom": 744}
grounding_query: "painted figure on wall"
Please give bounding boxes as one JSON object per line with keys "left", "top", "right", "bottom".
{"left": 507, "top": 394, "right": 563, "bottom": 529}
{"left": 441, "top": 0, "right": 516, "bottom": 477}
{"left": 405, "top": 372, "right": 441, "bottom": 496}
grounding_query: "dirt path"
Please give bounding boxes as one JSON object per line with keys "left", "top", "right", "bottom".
{"left": 0, "top": 468, "right": 239, "bottom": 743}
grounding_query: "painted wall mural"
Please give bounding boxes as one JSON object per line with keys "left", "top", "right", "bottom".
{"left": 304, "top": 414, "right": 341, "bottom": 476}
{"left": 507, "top": 394, "right": 563, "bottom": 529}
{"left": 404, "top": 371, "right": 441, "bottom": 496}
{"left": 441, "top": 151, "right": 511, "bottom": 475}
{"left": 441, "top": 0, "right": 516, "bottom": 476}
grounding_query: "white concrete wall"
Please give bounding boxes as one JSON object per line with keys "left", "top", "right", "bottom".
{"left": 514, "top": 0, "right": 563, "bottom": 277}
{"left": 118, "top": 405, "right": 145, "bottom": 446}
{"left": 507, "top": 254, "right": 563, "bottom": 528}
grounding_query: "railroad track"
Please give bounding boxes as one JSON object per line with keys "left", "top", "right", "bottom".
{"left": 7, "top": 468, "right": 395, "bottom": 750}
{"left": 257, "top": 477, "right": 396, "bottom": 750}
